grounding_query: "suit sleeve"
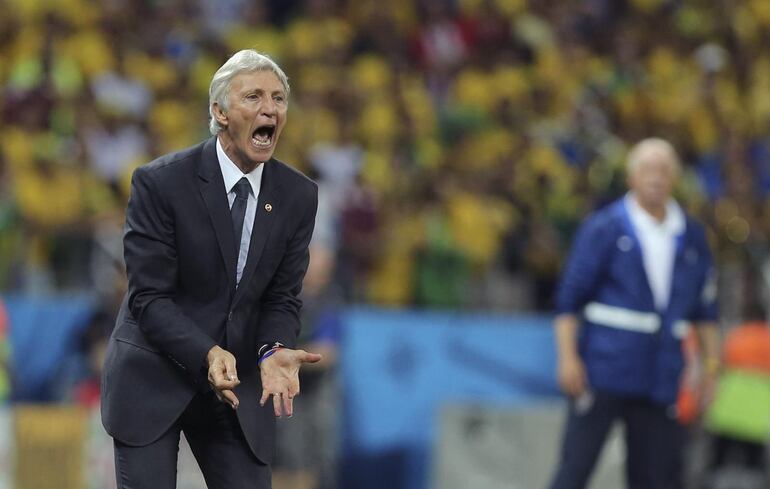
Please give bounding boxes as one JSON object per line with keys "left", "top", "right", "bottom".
{"left": 257, "top": 183, "right": 318, "bottom": 350}
{"left": 555, "top": 215, "right": 612, "bottom": 315}
{"left": 124, "top": 167, "right": 217, "bottom": 374}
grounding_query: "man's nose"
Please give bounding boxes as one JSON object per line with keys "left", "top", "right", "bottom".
{"left": 260, "top": 99, "right": 277, "bottom": 117}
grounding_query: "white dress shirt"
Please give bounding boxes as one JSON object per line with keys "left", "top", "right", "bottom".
{"left": 216, "top": 137, "right": 264, "bottom": 284}
{"left": 625, "top": 193, "right": 685, "bottom": 311}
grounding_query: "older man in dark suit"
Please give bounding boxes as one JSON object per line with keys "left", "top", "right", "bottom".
{"left": 101, "top": 49, "right": 321, "bottom": 489}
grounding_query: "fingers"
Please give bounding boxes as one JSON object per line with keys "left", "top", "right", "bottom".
{"left": 224, "top": 356, "right": 239, "bottom": 383}
{"left": 572, "top": 370, "right": 587, "bottom": 397}
{"left": 273, "top": 392, "right": 283, "bottom": 417}
{"left": 261, "top": 390, "right": 296, "bottom": 418}
{"left": 563, "top": 370, "right": 585, "bottom": 397}
{"left": 283, "top": 394, "right": 294, "bottom": 417}
{"left": 576, "top": 364, "right": 587, "bottom": 394}
{"left": 208, "top": 360, "right": 225, "bottom": 386}
{"left": 204, "top": 347, "right": 240, "bottom": 411}
{"left": 208, "top": 353, "right": 240, "bottom": 390}
{"left": 213, "top": 388, "right": 239, "bottom": 410}
{"left": 560, "top": 375, "right": 577, "bottom": 396}
{"left": 270, "top": 392, "right": 292, "bottom": 417}
{"left": 220, "top": 389, "right": 240, "bottom": 410}
{"left": 571, "top": 377, "right": 585, "bottom": 397}
{"left": 209, "top": 365, "right": 238, "bottom": 390}
{"left": 558, "top": 357, "right": 587, "bottom": 397}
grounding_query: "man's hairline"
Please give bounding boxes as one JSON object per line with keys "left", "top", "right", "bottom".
{"left": 626, "top": 140, "right": 682, "bottom": 177}
{"left": 214, "top": 67, "right": 289, "bottom": 111}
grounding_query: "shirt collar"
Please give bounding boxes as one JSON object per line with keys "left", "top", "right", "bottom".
{"left": 625, "top": 192, "right": 685, "bottom": 236}
{"left": 216, "top": 137, "right": 264, "bottom": 198}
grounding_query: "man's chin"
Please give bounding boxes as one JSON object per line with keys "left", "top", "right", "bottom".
{"left": 248, "top": 147, "right": 275, "bottom": 165}
{"left": 639, "top": 195, "right": 669, "bottom": 209}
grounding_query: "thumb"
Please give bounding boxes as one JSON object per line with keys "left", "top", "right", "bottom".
{"left": 225, "top": 360, "right": 239, "bottom": 383}
{"left": 299, "top": 351, "right": 323, "bottom": 364}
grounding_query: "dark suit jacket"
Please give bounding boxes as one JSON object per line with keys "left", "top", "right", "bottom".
{"left": 101, "top": 136, "right": 318, "bottom": 463}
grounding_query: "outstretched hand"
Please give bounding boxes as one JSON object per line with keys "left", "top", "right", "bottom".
{"left": 259, "top": 348, "right": 322, "bottom": 417}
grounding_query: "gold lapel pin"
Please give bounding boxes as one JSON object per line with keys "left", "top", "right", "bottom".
{"left": 265, "top": 203, "right": 273, "bottom": 212}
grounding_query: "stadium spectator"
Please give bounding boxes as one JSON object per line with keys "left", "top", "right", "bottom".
{"left": 1, "top": 0, "right": 768, "bottom": 310}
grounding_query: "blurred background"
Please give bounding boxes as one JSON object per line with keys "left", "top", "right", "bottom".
{"left": 1, "top": 0, "right": 770, "bottom": 488}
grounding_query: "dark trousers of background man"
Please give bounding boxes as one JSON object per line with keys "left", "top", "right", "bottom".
{"left": 549, "top": 391, "right": 685, "bottom": 489}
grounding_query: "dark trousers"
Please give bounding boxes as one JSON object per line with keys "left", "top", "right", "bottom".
{"left": 113, "top": 391, "right": 271, "bottom": 489}
{"left": 549, "top": 391, "right": 685, "bottom": 489}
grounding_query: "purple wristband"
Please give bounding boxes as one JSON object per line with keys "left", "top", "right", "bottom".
{"left": 258, "top": 347, "right": 282, "bottom": 365}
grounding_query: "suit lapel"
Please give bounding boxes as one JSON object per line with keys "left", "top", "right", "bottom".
{"left": 197, "top": 137, "right": 238, "bottom": 292}
{"left": 232, "top": 158, "right": 282, "bottom": 307}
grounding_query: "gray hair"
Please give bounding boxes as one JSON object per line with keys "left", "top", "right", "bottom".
{"left": 208, "top": 50, "right": 290, "bottom": 135}
{"left": 626, "top": 137, "right": 682, "bottom": 175}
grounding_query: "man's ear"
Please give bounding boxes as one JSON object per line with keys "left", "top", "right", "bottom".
{"left": 212, "top": 103, "right": 228, "bottom": 128}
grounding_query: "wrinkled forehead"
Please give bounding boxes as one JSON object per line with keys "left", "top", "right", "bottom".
{"left": 229, "top": 70, "right": 287, "bottom": 95}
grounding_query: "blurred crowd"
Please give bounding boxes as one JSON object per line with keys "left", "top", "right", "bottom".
{"left": 2, "top": 0, "right": 770, "bottom": 312}
{"left": 2, "top": 1, "right": 770, "bottom": 487}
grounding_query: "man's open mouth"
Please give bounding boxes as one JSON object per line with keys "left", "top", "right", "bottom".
{"left": 252, "top": 125, "right": 275, "bottom": 148}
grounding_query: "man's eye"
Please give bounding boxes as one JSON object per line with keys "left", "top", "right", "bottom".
{"left": 274, "top": 95, "right": 285, "bottom": 103}
{"left": 246, "top": 94, "right": 259, "bottom": 100}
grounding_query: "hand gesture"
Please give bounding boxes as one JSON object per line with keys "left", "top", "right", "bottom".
{"left": 259, "top": 348, "right": 322, "bottom": 417}
{"left": 206, "top": 345, "right": 240, "bottom": 409}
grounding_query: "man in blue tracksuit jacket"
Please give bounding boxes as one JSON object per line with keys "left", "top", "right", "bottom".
{"left": 548, "top": 138, "right": 720, "bottom": 489}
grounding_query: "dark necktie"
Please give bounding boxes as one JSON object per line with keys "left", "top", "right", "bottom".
{"left": 230, "top": 177, "right": 250, "bottom": 253}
